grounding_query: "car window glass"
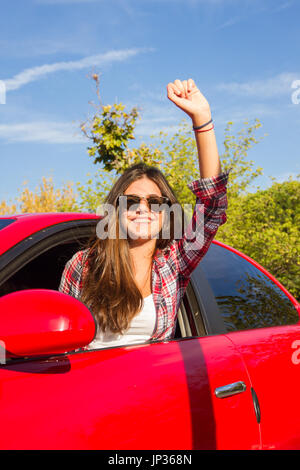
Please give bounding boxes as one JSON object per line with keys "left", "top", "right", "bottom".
{"left": 0, "top": 219, "right": 16, "bottom": 230}
{"left": 200, "top": 243, "right": 299, "bottom": 332}
{"left": 0, "top": 241, "right": 83, "bottom": 297}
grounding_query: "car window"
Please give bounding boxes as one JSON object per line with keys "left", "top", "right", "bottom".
{"left": 199, "top": 243, "right": 299, "bottom": 332}
{"left": 0, "top": 240, "right": 85, "bottom": 297}
{"left": 0, "top": 219, "right": 16, "bottom": 230}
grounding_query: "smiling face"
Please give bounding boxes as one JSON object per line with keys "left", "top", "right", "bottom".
{"left": 119, "top": 176, "right": 165, "bottom": 243}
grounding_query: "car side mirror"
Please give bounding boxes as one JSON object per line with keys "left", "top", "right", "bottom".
{"left": 0, "top": 289, "right": 96, "bottom": 359}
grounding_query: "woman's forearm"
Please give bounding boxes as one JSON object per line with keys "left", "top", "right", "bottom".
{"left": 192, "top": 113, "right": 222, "bottom": 178}
{"left": 167, "top": 78, "right": 222, "bottom": 178}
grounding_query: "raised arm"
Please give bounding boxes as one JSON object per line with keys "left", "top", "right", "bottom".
{"left": 167, "top": 78, "right": 221, "bottom": 178}
{"left": 166, "top": 79, "right": 229, "bottom": 279}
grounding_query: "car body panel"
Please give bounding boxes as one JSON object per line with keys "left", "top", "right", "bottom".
{"left": 0, "top": 336, "right": 260, "bottom": 450}
{"left": 226, "top": 325, "right": 300, "bottom": 449}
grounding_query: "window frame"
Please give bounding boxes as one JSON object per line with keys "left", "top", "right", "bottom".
{"left": 188, "top": 264, "right": 227, "bottom": 336}
{"left": 0, "top": 219, "right": 96, "bottom": 287}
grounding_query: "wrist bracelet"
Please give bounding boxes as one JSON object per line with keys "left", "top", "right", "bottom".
{"left": 194, "top": 124, "right": 214, "bottom": 133}
{"left": 193, "top": 118, "right": 213, "bottom": 131}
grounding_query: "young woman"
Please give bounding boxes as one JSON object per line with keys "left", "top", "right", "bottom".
{"left": 59, "top": 78, "right": 230, "bottom": 349}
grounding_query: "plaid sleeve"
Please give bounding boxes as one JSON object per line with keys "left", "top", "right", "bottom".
{"left": 174, "top": 169, "right": 230, "bottom": 279}
{"left": 58, "top": 250, "right": 87, "bottom": 299}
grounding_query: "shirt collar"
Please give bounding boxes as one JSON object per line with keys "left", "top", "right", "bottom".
{"left": 153, "top": 247, "right": 168, "bottom": 267}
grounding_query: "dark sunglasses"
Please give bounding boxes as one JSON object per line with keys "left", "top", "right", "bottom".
{"left": 116, "top": 194, "right": 171, "bottom": 212}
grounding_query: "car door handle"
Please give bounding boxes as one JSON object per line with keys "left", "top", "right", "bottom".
{"left": 215, "top": 381, "right": 247, "bottom": 399}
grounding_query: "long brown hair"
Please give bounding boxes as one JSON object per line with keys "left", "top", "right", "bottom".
{"left": 80, "top": 162, "right": 184, "bottom": 334}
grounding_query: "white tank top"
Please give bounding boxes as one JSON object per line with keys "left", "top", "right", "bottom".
{"left": 86, "top": 294, "right": 156, "bottom": 350}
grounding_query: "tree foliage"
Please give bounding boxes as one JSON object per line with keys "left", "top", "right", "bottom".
{"left": 0, "top": 177, "right": 78, "bottom": 214}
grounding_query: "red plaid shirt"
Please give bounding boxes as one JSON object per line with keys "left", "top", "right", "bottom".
{"left": 59, "top": 170, "right": 230, "bottom": 342}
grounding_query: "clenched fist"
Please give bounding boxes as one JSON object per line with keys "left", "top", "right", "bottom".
{"left": 167, "top": 79, "right": 211, "bottom": 125}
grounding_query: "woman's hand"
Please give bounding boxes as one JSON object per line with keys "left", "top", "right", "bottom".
{"left": 168, "top": 79, "right": 221, "bottom": 178}
{"left": 167, "top": 79, "right": 211, "bottom": 126}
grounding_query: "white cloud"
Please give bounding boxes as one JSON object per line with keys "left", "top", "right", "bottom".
{"left": 0, "top": 113, "right": 180, "bottom": 144}
{"left": 3, "top": 48, "right": 150, "bottom": 92}
{"left": 216, "top": 73, "right": 300, "bottom": 98}
{"left": 0, "top": 121, "right": 86, "bottom": 144}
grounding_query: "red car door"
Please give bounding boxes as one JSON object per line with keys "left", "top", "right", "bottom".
{"left": 226, "top": 325, "right": 300, "bottom": 449}
{"left": 0, "top": 334, "right": 260, "bottom": 450}
{"left": 199, "top": 241, "right": 300, "bottom": 450}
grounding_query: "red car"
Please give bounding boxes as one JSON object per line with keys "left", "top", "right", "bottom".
{"left": 0, "top": 213, "right": 299, "bottom": 450}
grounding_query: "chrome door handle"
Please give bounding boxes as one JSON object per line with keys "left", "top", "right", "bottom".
{"left": 215, "top": 381, "right": 247, "bottom": 399}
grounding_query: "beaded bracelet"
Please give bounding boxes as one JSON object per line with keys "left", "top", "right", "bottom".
{"left": 193, "top": 118, "right": 213, "bottom": 131}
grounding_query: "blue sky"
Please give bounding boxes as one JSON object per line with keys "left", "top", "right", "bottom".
{"left": 1, "top": 0, "right": 299, "bottom": 205}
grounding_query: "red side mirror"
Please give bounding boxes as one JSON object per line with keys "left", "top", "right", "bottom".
{"left": 0, "top": 289, "right": 96, "bottom": 358}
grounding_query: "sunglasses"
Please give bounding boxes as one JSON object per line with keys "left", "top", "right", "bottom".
{"left": 117, "top": 194, "right": 171, "bottom": 212}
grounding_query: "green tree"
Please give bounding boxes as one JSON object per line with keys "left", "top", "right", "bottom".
{"left": 221, "top": 119, "right": 264, "bottom": 197}
{"left": 0, "top": 177, "right": 78, "bottom": 214}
